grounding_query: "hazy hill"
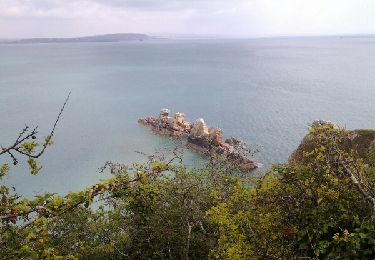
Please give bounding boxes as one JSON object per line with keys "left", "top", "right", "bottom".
{"left": 0, "top": 33, "right": 152, "bottom": 44}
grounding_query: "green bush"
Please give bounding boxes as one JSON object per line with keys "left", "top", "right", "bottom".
{"left": 2, "top": 122, "right": 375, "bottom": 259}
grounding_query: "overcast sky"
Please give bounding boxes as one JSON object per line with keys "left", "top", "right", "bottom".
{"left": 0, "top": 0, "right": 374, "bottom": 38}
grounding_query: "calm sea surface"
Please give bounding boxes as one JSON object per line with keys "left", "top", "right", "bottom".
{"left": 1, "top": 37, "right": 374, "bottom": 197}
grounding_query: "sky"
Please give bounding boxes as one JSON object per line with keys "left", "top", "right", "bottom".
{"left": 0, "top": 0, "right": 374, "bottom": 38}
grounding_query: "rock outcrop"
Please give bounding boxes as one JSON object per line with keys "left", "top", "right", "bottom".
{"left": 290, "top": 120, "right": 375, "bottom": 163}
{"left": 138, "top": 109, "right": 192, "bottom": 137}
{"left": 138, "top": 109, "right": 258, "bottom": 170}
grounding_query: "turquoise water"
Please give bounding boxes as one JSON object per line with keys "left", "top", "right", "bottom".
{"left": 1, "top": 37, "right": 374, "bottom": 197}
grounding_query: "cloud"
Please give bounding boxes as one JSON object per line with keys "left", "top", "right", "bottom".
{"left": 0, "top": 0, "right": 110, "bottom": 18}
{"left": 93, "top": 0, "right": 215, "bottom": 11}
{"left": 0, "top": 0, "right": 374, "bottom": 38}
{"left": 0, "top": 0, "right": 239, "bottom": 17}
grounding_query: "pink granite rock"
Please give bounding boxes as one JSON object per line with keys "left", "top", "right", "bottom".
{"left": 138, "top": 109, "right": 258, "bottom": 170}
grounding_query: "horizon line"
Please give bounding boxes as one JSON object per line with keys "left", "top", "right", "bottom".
{"left": 1, "top": 32, "right": 374, "bottom": 41}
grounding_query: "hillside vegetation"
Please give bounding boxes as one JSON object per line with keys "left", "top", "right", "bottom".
{"left": 1, "top": 122, "right": 375, "bottom": 259}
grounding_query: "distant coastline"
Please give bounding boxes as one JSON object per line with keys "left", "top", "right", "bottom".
{"left": 0, "top": 33, "right": 155, "bottom": 44}
{"left": 1, "top": 33, "right": 374, "bottom": 44}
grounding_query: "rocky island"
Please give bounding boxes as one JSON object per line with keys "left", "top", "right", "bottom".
{"left": 138, "top": 109, "right": 259, "bottom": 170}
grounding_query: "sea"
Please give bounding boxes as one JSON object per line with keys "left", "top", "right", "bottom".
{"left": 1, "top": 36, "right": 374, "bottom": 197}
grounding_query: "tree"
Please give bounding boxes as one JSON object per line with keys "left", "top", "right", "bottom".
{"left": 2, "top": 115, "right": 375, "bottom": 259}
{"left": 209, "top": 122, "right": 375, "bottom": 259}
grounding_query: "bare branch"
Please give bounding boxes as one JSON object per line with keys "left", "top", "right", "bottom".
{"left": 0, "top": 92, "right": 71, "bottom": 165}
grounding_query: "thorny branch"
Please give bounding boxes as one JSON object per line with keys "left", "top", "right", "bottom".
{"left": 0, "top": 173, "right": 141, "bottom": 225}
{"left": 0, "top": 92, "right": 71, "bottom": 165}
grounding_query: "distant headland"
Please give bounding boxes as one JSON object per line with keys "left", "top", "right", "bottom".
{"left": 0, "top": 33, "right": 154, "bottom": 44}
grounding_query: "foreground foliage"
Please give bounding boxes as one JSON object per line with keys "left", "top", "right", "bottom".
{"left": 1, "top": 122, "right": 375, "bottom": 259}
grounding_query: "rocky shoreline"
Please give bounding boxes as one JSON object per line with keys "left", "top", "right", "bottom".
{"left": 138, "top": 109, "right": 259, "bottom": 170}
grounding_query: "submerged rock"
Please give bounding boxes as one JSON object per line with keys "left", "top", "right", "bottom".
{"left": 138, "top": 109, "right": 258, "bottom": 170}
